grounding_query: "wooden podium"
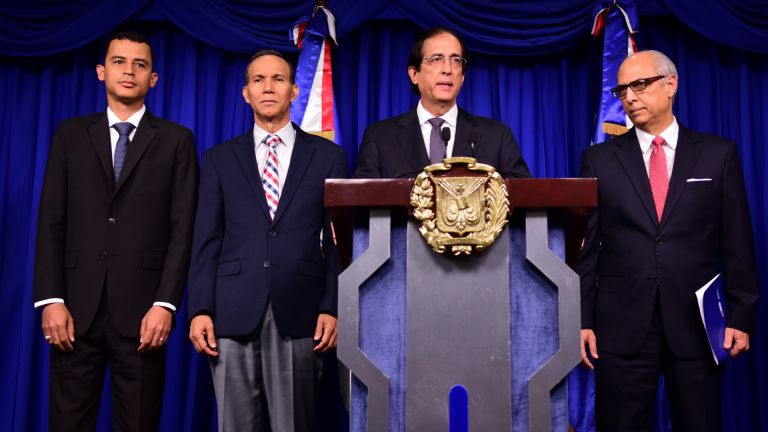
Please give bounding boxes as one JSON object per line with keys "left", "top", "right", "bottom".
{"left": 326, "top": 178, "right": 596, "bottom": 432}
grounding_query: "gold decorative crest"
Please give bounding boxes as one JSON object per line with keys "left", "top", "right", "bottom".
{"left": 410, "top": 157, "right": 509, "bottom": 255}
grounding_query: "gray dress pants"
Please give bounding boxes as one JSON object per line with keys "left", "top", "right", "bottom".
{"left": 210, "top": 305, "right": 321, "bottom": 432}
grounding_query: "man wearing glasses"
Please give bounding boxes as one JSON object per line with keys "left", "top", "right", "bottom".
{"left": 577, "top": 50, "right": 758, "bottom": 431}
{"left": 353, "top": 27, "right": 531, "bottom": 178}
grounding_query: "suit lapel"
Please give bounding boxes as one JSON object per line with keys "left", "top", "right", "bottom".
{"left": 113, "top": 111, "right": 158, "bottom": 195}
{"left": 613, "top": 130, "right": 658, "bottom": 225}
{"left": 660, "top": 125, "right": 701, "bottom": 224}
{"left": 272, "top": 125, "right": 314, "bottom": 225}
{"left": 397, "top": 109, "right": 430, "bottom": 173}
{"left": 232, "top": 132, "right": 272, "bottom": 221}
{"left": 87, "top": 113, "right": 113, "bottom": 185}
{"left": 453, "top": 109, "right": 477, "bottom": 158}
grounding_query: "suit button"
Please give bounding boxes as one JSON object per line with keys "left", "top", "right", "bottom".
{"left": 263, "top": 260, "right": 270, "bottom": 268}
{"left": 269, "top": 231, "right": 277, "bottom": 238}
{"left": 655, "top": 236, "right": 663, "bottom": 245}
{"left": 648, "top": 274, "right": 657, "bottom": 281}
{"left": 108, "top": 217, "right": 116, "bottom": 224}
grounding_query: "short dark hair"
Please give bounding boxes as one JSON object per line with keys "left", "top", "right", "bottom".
{"left": 244, "top": 50, "right": 296, "bottom": 85}
{"left": 407, "top": 27, "right": 468, "bottom": 95}
{"left": 103, "top": 30, "right": 154, "bottom": 68}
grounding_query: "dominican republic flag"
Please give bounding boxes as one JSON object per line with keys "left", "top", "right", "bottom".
{"left": 290, "top": 5, "right": 338, "bottom": 143}
{"left": 591, "top": 0, "right": 639, "bottom": 144}
{"left": 570, "top": 3, "right": 640, "bottom": 431}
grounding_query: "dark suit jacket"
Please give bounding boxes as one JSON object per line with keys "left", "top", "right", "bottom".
{"left": 34, "top": 111, "right": 199, "bottom": 338}
{"left": 353, "top": 107, "right": 531, "bottom": 178}
{"left": 576, "top": 125, "right": 758, "bottom": 358}
{"left": 187, "top": 125, "right": 347, "bottom": 338}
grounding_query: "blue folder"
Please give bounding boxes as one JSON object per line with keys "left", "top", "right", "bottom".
{"left": 695, "top": 274, "right": 730, "bottom": 364}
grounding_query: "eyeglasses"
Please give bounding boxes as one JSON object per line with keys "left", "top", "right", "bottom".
{"left": 422, "top": 54, "right": 467, "bottom": 69}
{"left": 611, "top": 75, "right": 666, "bottom": 98}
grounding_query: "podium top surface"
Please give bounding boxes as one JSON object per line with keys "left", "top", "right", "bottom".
{"left": 325, "top": 178, "right": 597, "bottom": 209}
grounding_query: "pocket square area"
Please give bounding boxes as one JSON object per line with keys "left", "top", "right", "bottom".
{"left": 687, "top": 178, "right": 712, "bottom": 182}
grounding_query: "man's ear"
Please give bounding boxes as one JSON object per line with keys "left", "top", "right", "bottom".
{"left": 96, "top": 65, "right": 105, "bottom": 82}
{"left": 408, "top": 66, "right": 418, "bottom": 85}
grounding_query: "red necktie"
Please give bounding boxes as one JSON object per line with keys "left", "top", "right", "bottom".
{"left": 649, "top": 136, "right": 669, "bottom": 222}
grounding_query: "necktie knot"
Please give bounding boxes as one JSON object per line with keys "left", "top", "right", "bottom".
{"left": 652, "top": 135, "right": 665, "bottom": 149}
{"left": 428, "top": 118, "right": 445, "bottom": 128}
{"left": 114, "top": 122, "right": 135, "bottom": 137}
{"left": 263, "top": 134, "right": 281, "bottom": 148}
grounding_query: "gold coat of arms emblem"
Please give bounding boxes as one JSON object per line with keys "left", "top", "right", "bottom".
{"left": 410, "top": 157, "right": 509, "bottom": 255}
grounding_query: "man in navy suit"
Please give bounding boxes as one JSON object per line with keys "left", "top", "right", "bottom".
{"left": 353, "top": 27, "right": 530, "bottom": 179}
{"left": 577, "top": 50, "right": 759, "bottom": 431}
{"left": 187, "top": 50, "right": 347, "bottom": 432}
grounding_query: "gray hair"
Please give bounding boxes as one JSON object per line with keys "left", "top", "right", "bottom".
{"left": 643, "top": 50, "right": 678, "bottom": 77}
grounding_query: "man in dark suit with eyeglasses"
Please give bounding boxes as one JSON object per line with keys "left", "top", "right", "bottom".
{"left": 353, "top": 27, "right": 530, "bottom": 179}
{"left": 577, "top": 50, "right": 758, "bottom": 431}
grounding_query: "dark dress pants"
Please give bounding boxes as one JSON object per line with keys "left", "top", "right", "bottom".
{"left": 595, "top": 298, "right": 723, "bottom": 432}
{"left": 49, "top": 295, "right": 166, "bottom": 432}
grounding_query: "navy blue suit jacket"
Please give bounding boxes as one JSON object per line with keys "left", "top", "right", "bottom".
{"left": 187, "top": 125, "right": 347, "bottom": 338}
{"left": 353, "top": 108, "right": 531, "bottom": 178}
{"left": 576, "top": 125, "right": 758, "bottom": 358}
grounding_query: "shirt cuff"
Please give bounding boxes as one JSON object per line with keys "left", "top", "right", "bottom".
{"left": 34, "top": 298, "right": 64, "bottom": 309}
{"left": 153, "top": 301, "right": 176, "bottom": 312}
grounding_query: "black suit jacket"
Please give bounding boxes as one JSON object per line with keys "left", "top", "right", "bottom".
{"left": 576, "top": 125, "right": 758, "bottom": 358}
{"left": 187, "top": 125, "right": 347, "bottom": 338}
{"left": 353, "top": 107, "right": 531, "bottom": 178}
{"left": 34, "top": 111, "right": 199, "bottom": 338}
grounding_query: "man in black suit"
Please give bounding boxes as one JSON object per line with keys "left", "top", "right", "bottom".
{"left": 353, "top": 27, "right": 530, "bottom": 178}
{"left": 577, "top": 50, "right": 759, "bottom": 431}
{"left": 187, "top": 50, "right": 346, "bottom": 432}
{"left": 34, "top": 31, "right": 198, "bottom": 431}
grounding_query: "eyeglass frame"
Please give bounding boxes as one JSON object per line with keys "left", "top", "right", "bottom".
{"left": 611, "top": 75, "right": 667, "bottom": 98}
{"left": 422, "top": 54, "right": 468, "bottom": 69}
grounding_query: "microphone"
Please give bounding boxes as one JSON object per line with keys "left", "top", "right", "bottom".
{"left": 469, "top": 131, "right": 479, "bottom": 158}
{"left": 441, "top": 127, "right": 451, "bottom": 159}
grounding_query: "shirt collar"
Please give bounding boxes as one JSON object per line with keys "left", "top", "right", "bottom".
{"left": 635, "top": 117, "right": 679, "bottom": 153}
{"left": 253, "top": 121, "right": 296, "bottom": 149}
{"left": 106, "top": 105, "right": 146, "bottom": 129}
{"left": 416, "top": 101, "right": 458, "bottom": 128}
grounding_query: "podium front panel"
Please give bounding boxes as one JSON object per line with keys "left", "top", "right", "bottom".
{"left": 345, "top": 210, "right": 570, "bottom": 431}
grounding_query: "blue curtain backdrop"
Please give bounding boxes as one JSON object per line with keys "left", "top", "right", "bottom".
{"left": 1, "top": 1, "right": 766, "bottom": 431}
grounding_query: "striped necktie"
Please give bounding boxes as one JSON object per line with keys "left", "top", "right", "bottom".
{"left": 262, "top": 134, "right": 281, "bottom": 219}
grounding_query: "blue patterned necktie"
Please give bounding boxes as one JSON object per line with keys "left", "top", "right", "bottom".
{"left": 262, "top": 134, "right": 281, "bottom": 219}
{"left": 113, "top": 122, "right": 135, "bottom": 184}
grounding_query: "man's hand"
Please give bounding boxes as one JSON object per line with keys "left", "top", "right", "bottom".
{"left": 724, "top": 327, "right": 750, "bottom": 357}
{"left": 313, "top": 313, "right": 337, "bottom": 353}
{"left": 42, "top": 303, "right": 75, "bottom": 352}
{"left": 189, "top": 315, "right": 218, "bottom": 357}
{"left": 580, "top": 329, "right": 599, "bottom": 369}
{"left": 138, "top": 306, "right": 172, "bottom": 352}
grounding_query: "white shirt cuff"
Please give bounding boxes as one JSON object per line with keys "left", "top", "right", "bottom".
{"left": 153, "top": 301, "right": 176, "bottom": 312}
{"left": 34, "top": 298, "right": 64, "bottom": 309}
